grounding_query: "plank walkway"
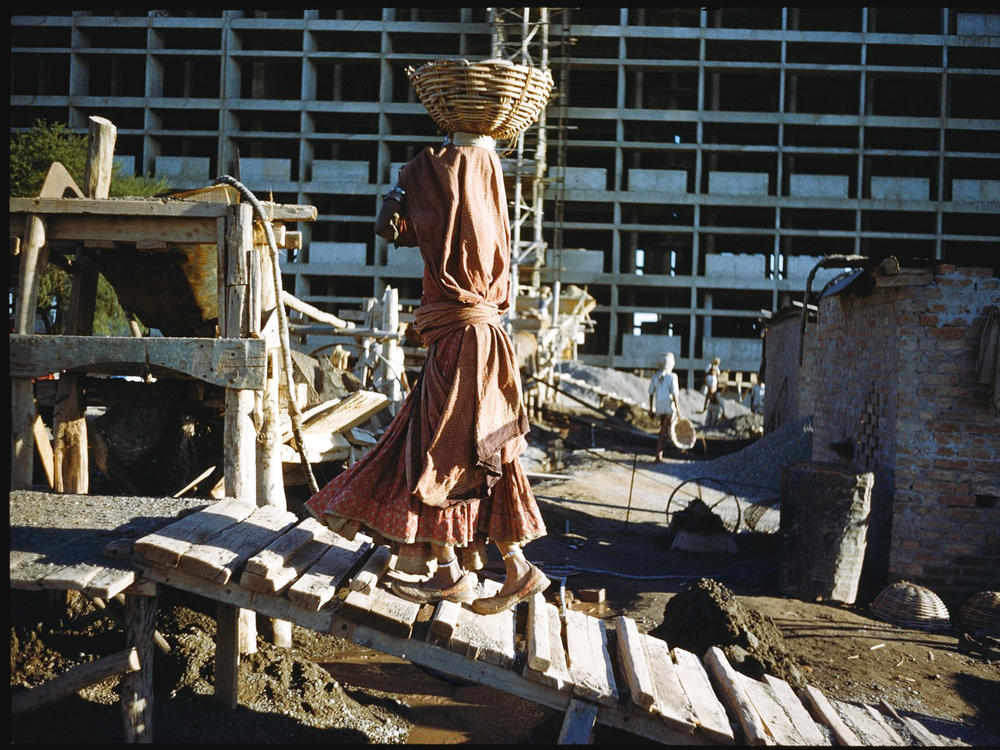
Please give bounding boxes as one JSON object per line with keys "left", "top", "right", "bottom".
{"left": 13, "top": 495, "right": 967, "bottom": 746}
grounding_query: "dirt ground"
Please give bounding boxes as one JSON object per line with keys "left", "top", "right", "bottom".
{"left": 9, "top": 402, "right": 1000, "bottom": 745}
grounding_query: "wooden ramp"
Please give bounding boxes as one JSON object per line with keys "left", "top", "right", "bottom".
{"left": 126, "top": 499, "right": 964, "bottom": 746}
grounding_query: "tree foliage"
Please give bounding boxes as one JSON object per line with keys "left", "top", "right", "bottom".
{"left": 10, "top": 119, "right": 171, "bottom": 335}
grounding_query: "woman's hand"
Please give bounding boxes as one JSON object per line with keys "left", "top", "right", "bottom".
{"left": 375, "top": 197, "right": 402, "bottom": 241}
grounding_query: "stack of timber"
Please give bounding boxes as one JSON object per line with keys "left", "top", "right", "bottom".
{"left": 278, "top": 390, "right": 388, "bottom": 484}
{"left": 123, "top": 498, "right": 963, "bottom": 746}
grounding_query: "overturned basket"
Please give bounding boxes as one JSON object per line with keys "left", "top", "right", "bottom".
{"left": 670, "top": 417, "right": 698, "bottom": 451}
{"left": 870, "top": 581, "right": 951, "bottom": 631}
{"left": 958, "top": 590, "right": 1000, "bottom": 633}
{"left": 407, "top": 58, "right": 554, "bottom": 140}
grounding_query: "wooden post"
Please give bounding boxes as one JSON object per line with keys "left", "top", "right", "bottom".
{"left": 50, "top": 116, "right": 116, "bottom": 495}
{"left": 11, "top": 214, "right": 50, "bottom": 488}
{"left": 256, "top": 232, "right": 291, "bottom": 649}
{"left": 119, "top": 592, "right": 156, "bottom": 743}
{"left": 379, "top": 285, "right": 402, "bottom": 414}
{"left": 218, "top": 202, "right": 258, "bottom": 692}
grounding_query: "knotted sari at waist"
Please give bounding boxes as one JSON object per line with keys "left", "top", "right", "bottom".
{"left": 408, "top": 299, "right": 530, "bottom": 508}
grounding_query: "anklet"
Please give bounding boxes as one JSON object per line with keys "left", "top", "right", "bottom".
{"left": 440, "top": 557, "right": 459, "bottom": 567}
{"left": 502, "top": 547, "right": 520, "bottom": 560}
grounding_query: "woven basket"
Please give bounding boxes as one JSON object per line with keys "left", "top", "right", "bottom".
{"left": 407, "top": 58, "right": 554, "bottom": 140}
{"left": 870, "top": 581, "right": 951, "bottom": 631}
{"left": 670, "top": 417, "right": 697, "bottom": 451}
{"left": 958, "top": 590, "right": 1000, "bottom": 633}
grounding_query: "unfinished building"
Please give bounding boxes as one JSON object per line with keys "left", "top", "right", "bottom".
{"left": 9, "top": 8, "right": 1000, "bottom": 386}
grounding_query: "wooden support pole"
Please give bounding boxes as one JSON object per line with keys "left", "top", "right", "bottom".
{"left": 11, "top": 214, "right": 49, "bottom": 489}
{"left": 215, "top": 601, "right": 241, "bottom": 710}
{"left": 119, "top": 593, "right": 156, "bottom": 743}
{"left": 558, "top": 698, "right": 599, "bottom": 744}
{"left": 379, "top": 285, "right": 402, "bottom": 414}
{"left": 11, "top": 647, "right": 141, "bottom": 716}
{"left": 220, "top": 202, "right": 258, "bottom": 680}
{"left": 50, "top": 116, "right": 115, "bottom": 495}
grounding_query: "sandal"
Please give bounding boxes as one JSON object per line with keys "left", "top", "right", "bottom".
{"left": 470, "top": 563, "right": 549, "bottom": 615}
{"left": 391, "top": 570, "right": 479, "bottom": 604}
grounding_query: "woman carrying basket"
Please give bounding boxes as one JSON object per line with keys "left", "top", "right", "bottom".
{"left": 305, "top": 60, "right": 553, "bottom": 615}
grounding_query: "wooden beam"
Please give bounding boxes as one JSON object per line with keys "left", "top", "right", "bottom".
{"left": 9, "top": 335, "right": 267, "bottom": 390}
{"left": 11, "top": 647, "right": 140, "bottom": 715}
{"left": 703, "top": 647, "right": 773, "bottom": 746}
{"left": 558, "top": 698, "right": 599, "bottom": 744}
{"left": 9, "top": 196, "right": 317, "bottom": 222}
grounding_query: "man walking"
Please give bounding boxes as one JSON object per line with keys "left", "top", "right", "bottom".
{"left": 648, "top": 352, "right": 682, "bottom": 463}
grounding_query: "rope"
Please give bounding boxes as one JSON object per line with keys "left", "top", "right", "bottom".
{"left": 214, "top": 175, "right": 320, "bottom": 496}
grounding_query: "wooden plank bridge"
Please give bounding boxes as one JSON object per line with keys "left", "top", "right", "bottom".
{"left": 11, "top": 490, "right": 965, "bottom": 745}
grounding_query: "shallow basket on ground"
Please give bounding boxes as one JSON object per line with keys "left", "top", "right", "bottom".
{"left": 869, "top": 581, "right": 952, "bottom": 631}
{"left": 406, "top": 58, "right": 554, "bottom": 140}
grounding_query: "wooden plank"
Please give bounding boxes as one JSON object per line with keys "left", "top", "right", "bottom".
{"left": 176, "top": 504, "right": 299, "bottom": 583}
{"left": 82, "top": 567, "right": 137, "bottom": 601}
{"left": 798, "top": 684, "right": 862, "bottom": 747}
{"left": 287, "top": 533, "right": 373, "bottom": 611}
{"left": 38, "top": 563, "right": 103, "bottom": 591}
{"left": 558, "top": 698, "right": 599, "bottom": 744}
{"left": 861, "top": 704, "right": 907, "bottom": 745}
{"left": 738, "top": 673, "right": 807, "bottom": 746}
{"left": 898, "top": 715, "right": 954, "bottom": 747}
{"left": 280, "top": 390, "right": 389, "bottom": 443}
{"left": 338, "top": 617, "right": 714, "bottom": 746}
{"left": 243, "top": 517, "right": 332, "bottom": 579}
{"left": 614, "top": 615, "right": 657, "bottom": 710}
{"left": 834, "top": 699, "right": 904, "bottom": 746}
{"left": 762, "top": 674, "right": 830, "bottom": 746}
{"left": 564, "top": 608, "right": 618, "bottom": 706}
{"left": 641, "top": 635, "right": 701, "bottom": 737}
{"left": 340, "top": 585, "right": 420, "bottom": 639}
{"left": 9, "top": 551, "right": 47, "bottom": 589}
{"left": 215, "top": 602, "right": 241, "bottom": 709}
{"left": 132, "top": 498, "right": 257, "bottom": 568}
{"left": 444, "top": 580, "right": 516, "bottom": 668}
{"left": 349, "top": 545, "right": 392, "bottom": 595}
{"left": 672, "top": 647, "right": 735, "bottom": 745}
{"left": 703, "top": 646, "right": 773, "bottom": 745}
{"left": 9, "top": 335, "right": 267, "bottom": 390}
{"left": 9, "top": 196, "right": 317, "bottom": 222}
{"left": 427, "top": 599, "right": 464, "bottom": 645}
{"left": 11, "top": 647, "right": 140, "bottom": 715}
{"left": 526, "top": 591, "right": 551, "bottom": 672}
{"left": 523, "top": 601, "right": 573, "bottom": 692}
{"left": 240, "top": 523, "right": 340, "bottom": 595}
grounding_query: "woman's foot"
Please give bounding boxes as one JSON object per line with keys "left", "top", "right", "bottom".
{"left": 391, "top": 560, "right": 478, "bottom": 604}
{"left": 470, "top": 563, "right": 549, "bottom": 615}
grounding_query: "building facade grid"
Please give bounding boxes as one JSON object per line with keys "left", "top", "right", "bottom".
{"left": 10, "top": 7, "right": 1000, "bottom": 385}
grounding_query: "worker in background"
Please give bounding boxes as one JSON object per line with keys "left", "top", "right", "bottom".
{"left": 701, "top": 356, "right": 722, "bottom": 426}
{"left": 648, "top": 352, "right": 682, "bottom": 463}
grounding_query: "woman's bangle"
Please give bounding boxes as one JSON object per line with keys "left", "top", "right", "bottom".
{"left": 383, "top": 185, "right": 405, "bottom": 203}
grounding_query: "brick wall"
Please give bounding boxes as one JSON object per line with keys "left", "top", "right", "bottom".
{"left": 812, "top": 264, "right": 1000, "bottom": 609}
{"left": 763, "top": 306, "right": 818, "bottom": 433}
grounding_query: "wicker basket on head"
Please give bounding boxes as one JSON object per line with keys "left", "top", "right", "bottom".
{"left": 406, "top": 58, "right": 554, "bottom": 140}
{"left": 958, "top": 590, "right": 1000, "bottom": 633}
{"left": 870, "top": 581, "right": 951, "bottom": 631}
{"left": 670, "top": 417, "right": 697, "bottom": 451}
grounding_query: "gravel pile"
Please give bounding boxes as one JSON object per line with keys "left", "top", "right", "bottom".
{"left": 670, "top": 417, "right": 814, "bottom": 500}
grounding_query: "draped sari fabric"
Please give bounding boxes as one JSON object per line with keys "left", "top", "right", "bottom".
{"left": 304, "top": 143, "right": 546, "bottom": 571}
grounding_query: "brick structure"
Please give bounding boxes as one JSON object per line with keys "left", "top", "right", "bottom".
{"left": 809, "top": 263, "right": 1000, "bottom": 608}
{"left": 762, "top": 305, "right": 819, "bottom": 434}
